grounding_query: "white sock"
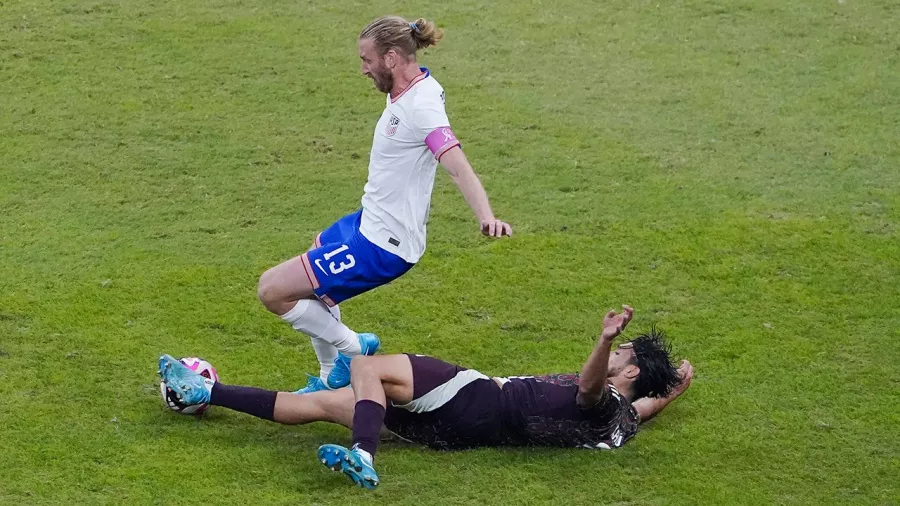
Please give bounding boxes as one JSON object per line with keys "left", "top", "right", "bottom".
{"left": 328, "top": 304, "right": 341, "bottom": 321}
{"left": 315, "top": 304, "right": 342, "bottom": 380}
{"left": 280, "top": 299, "right": 361, "bottom": 355}
{"left": 310, "top": 337, "right": 337, "bottom": 382}
{"left": 313, "top": 304, "right": 342, "bottom": 380}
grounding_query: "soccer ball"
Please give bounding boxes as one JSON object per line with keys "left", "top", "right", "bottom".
{"left": 159, "top": 357, "right": 218, "bottom": 415}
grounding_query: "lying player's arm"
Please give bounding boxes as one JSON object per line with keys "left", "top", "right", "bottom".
{"left": 633, "top": 360, "right": 694, "bottom": 423}
{"left": 576, "top": 305, "right": 634, "bottom": 407}
{"left": 439, "top": 147, "right": 512, "bottom": 237}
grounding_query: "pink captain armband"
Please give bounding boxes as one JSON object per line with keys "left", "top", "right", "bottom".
{"left": 425, "top": 127, "right": 461, "bottom": 161}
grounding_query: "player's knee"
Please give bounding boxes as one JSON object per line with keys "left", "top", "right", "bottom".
{"left": 257, "top": 270, "right": 282, "bottom": 313}
{"left": 350, "top": 355, "right": 376, "bottom": 377}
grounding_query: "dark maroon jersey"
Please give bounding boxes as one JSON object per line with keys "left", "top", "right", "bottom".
{"left": 497, "top": 373, "right": 639, "bottom": 449}
{"left": 384, "top": 356, "right": 639, "bottom": 450}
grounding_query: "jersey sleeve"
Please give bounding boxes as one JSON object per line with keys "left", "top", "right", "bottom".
{"left": 412, "top": 92, "right": 461, "bottom": 160}
{"left": 580, "top": 383, "right": 635, "bottom": 415}
{"left": 581, "top": 386, "right": 639, "bottom": 449}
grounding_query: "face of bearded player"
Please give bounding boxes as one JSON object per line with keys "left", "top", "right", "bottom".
{"left": 358, "top": 38, "right": 394, "bottom": 94}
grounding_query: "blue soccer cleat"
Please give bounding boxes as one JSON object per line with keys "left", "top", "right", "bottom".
{"left": 317, "top": 443, "right": 379, "bottom": 490}
{"left": 293, "top": 374, "right": 332, "bottom": 395}
{"left": 326, "top": 333, "right": 381, "bottom": 389}
{"left": 158, "top": 354, "right": 214, "bottom": 406}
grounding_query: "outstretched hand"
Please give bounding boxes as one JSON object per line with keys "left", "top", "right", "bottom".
{"left": 600, "top": 305, "right": 634, "bottom": 341}
{"left": 480, "top": 219, "right": 512, "bottom": 238}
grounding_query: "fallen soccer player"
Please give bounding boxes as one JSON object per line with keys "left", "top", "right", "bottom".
{"left": 158, "top": 305, "right": 694, "bottom": 489}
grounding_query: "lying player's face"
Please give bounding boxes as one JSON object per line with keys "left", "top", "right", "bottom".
{"left": 607, "top": 344, "right": 636, "bottom": 377}
{"left": 358, "top": 38, "right": 393, "bottom": 94}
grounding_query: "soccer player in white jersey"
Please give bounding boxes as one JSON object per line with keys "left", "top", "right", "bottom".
{"left": 256, "top": 16, "right": 513, "bottom": 394}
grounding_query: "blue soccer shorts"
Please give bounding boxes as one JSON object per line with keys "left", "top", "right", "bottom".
{"left": 300, "top": 210, "right": 414, "bottom": 306}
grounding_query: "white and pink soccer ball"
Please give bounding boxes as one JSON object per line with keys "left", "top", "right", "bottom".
{"left": 159, "top": 357, "right": 218, "bottom": 415}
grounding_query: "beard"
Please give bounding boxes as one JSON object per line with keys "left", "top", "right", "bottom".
{"left": 369, "top": 64, "right": 394, "bottom": 94}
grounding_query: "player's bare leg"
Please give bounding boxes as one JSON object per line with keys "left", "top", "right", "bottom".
{"left": 159, "top": 353, "right": 358, "bottom": 427}
{"left": 349, "top": 354, "right": 415, "bottom": 407}
{"left": 259, "top": 236, "right": 344, "bottom": 317}
{"left": 257, "top": 254, "right": 376, "bottom": 391}
{"left": 317, "top": 355, "right": 413, "bottom": 489}
{"left": 259, "top": 246, "right": 339, "bottom": 389}
{"left": 257, "top": 254, "right": 317, "bottom": 316}
{"left": 273, "top": 388, "right": 356, "bottom": 428}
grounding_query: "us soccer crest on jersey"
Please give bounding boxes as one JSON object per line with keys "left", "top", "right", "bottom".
{"left": 385, "top": 114, "right": 400, "bottom": 137}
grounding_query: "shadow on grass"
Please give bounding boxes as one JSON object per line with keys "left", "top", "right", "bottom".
{"left": 150, "top": 405, "right": 630, "bottom": 494}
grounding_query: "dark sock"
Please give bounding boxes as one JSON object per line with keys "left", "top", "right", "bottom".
{"left": 210, "top": 383, "right": 278, "bottom": 421}
{"left": 352, "top": 399, "right": 386, "bottom": 457}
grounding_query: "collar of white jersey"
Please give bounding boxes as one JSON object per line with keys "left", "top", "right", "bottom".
{"left": 389, "top": 67, "right": 430, "bottom": 104}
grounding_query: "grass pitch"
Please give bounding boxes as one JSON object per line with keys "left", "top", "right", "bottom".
{"left": 1, "top": 0, "right": 898, "bottom": 504}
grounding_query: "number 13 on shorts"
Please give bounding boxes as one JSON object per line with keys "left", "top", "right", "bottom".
{"left": 320, "top": 244, "right": 356, "bottom": 275}
{"left": 301, "top": 209, "right": 414, "bottom": 307}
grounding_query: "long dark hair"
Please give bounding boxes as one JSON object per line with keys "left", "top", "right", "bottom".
{"left": 628, "top": 327, "right": 681, "bottom": 399}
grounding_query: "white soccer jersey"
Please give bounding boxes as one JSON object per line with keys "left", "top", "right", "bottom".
{"left": 359, "top": 68, "right": 460, "bottom": 264}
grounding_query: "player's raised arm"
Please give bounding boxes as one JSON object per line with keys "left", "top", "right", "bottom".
{"left": 632, "top": 360, "right": 694, "bottom": 423}
{"left": 439, "top": 147, "right": 512, "bottom": 238}
{"left": 576, "top": 305, "right": 634, "bottom": 407}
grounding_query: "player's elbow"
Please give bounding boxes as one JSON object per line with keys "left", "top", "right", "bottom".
{"left": 446, "top": 165, "right": 477, "bottom": 189}
{"left": 442, "top": 162, "right": 463, "bottom": 180}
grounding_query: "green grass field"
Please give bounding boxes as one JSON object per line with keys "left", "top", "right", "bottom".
{"left": 2, "top": 0, "right": 899, "bottom": 503}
